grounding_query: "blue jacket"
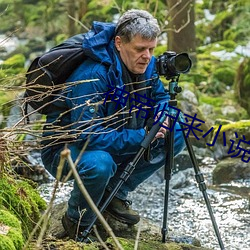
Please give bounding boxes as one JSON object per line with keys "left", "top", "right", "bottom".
{"left": 44, "top": 21, "right": 170, "bottom": 156}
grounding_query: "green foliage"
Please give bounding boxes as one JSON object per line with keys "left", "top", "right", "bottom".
{"left": 154, "top": 44, "right": 167, "bottom": 57}
{"left": 196, "top": 0, "right": 250, "bottom": 47}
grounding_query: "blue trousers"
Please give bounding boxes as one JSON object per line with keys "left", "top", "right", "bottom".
{"left": 41, "top": 126, "right": 185, "bottom": 226}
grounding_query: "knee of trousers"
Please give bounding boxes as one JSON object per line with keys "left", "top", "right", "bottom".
{"left": 77, "top": 150, "right": 117, "bottom": 182}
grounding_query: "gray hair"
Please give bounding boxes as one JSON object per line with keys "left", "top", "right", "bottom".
{"left": 115, "top": 9, "right": 160, "bottom": 43}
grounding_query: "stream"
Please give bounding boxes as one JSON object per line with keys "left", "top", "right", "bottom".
{"left": 38, "top": 156, "right": 250, "bottom": 250}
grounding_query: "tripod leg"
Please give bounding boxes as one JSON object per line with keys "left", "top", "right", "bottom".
{"left": 162, "top": 118, "right": 175, "bottom": 243}
{"left": 181, "top": 129, "right": 225, "bottom": 250}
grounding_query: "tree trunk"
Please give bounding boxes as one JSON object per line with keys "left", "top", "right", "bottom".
{"left": 67, "top": 0, "right": 77, "bottom": 36}
{"left": 167, "top": 0, "right": 196, "bottom": 62}
{"left": 78, "top": 0, "right": 88, "bottom": 20}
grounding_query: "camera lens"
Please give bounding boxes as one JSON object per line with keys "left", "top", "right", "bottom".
{"left": 174, "top": 53, "right": 192, "bottom": 73}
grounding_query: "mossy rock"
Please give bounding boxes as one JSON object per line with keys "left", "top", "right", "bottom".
{"left": 198, "top": 91, "right": 249, "bottom": 122}
{"left": 0, "top": 209, "right": 24, "bottom": 250}
{"left": 106, "top": 237, "right": 210, "bottom": 250}
{"left": 0, "top": 174, "right": 47, "bottom": 239}
{"left": 213, "top": 157, "right": 250, "bottom": 184}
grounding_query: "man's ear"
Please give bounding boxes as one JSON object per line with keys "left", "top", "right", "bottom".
{"left": 115, "top": 36, "right": 122, "bottom": 51}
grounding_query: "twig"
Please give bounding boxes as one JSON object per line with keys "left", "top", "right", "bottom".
{"left": 134, "top": 218, "right": 142, "bottom": 250}
{"left": 68, "top": 14, "right": 89, "bottom": 31}
{"left": 93, "top": 225, "right": 110, "bottom": 250}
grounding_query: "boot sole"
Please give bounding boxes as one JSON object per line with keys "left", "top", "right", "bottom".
{"left": 105, "top": 210, "right": 140, "bottom": 225}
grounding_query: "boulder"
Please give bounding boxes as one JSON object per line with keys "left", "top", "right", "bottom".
{"left": 213, "top": 157, "right": 250, "bottom": 184}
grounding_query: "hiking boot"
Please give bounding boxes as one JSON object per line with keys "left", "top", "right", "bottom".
{"left": 105, "top": 196, "right": 140, "bottom": 225}
{"left": 61, "top": 213, "right": 97, "bottom": 243}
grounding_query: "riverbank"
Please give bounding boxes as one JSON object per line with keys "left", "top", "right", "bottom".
{"left": 38, "top": 156, "right": 250, "bottom": 250}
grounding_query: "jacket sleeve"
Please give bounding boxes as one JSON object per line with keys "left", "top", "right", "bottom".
{"left": 65, "top": 61, "right": 146, "bottom": 156}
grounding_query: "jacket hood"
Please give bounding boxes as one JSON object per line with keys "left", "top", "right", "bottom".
{"left": 82, "top": 21, "right": 116, "bottom": 65}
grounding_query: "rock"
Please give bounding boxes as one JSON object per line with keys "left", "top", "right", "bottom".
{"left": 43, "top": 201, "right": 212, "bottom": 250}
{"left": 213, "top": 157, "right": 250, "bottom": 184}
{"left": 170, "top": 168, "right": 193, "bottom": 189}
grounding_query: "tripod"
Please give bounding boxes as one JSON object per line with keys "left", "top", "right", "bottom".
{"left": 161, "top": 77, "right": 225, "bottom": 249}
{"left": 82, "top": 77, "right": 225, "bottom": 250}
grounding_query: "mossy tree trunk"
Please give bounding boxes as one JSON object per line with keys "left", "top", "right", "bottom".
{"left": 234, "top": 57, "right": 250, "bottom": 116}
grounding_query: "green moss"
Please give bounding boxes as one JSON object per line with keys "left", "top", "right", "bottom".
{"left": 0, "top": 235, "right": 16, "bottom": 250}
{"left": 213, "top": 67, "right": 235, "bottom": 86}
{"left": 199, "top": 95, "right": 224, "bottom": 107}
{"left": 217, "top": 40, "right": 237, "bottom": 51}
{"left": 1, "top": 54, "right": 25, "bottom": 69}
{"left": 0, "top": 175, "right": 47, "bottom": 239}
{"left": 7, "top": 228, "right": 24, "bottom": 249}
{"left": 105, "top": 237, "right": 206, "bottom": 250}
{"left": 0, "top": 54, "right": 26, "bottom": 86}
{"left": 218, "top": 120, "right": 250, "bottom": 133}
{"left": 0, "top": 209, "right": 21, "bottom": 229}
{"left": 0, "top": 209, "right": 24, "bottom": 249}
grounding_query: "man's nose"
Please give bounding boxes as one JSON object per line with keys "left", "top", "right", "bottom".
{"left": 142, "top": 49, "right": 151, "bottom": 59}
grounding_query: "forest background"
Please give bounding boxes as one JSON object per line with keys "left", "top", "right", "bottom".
{"left": 0, "top": 0, "right": 250, "bottom": 129}
{"left": 0, "top": 0, "right": 250, "bottom": 249}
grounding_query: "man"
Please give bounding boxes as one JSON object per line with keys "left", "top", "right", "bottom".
{"left": 41, "top": 9, "right": 185, "bottom": 241}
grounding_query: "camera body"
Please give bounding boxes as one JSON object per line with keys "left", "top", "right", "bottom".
{"left": 156, "top": 51, "right": 192, "bottom": 79}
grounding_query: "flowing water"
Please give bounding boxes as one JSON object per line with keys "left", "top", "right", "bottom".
{"left": 38, "top": 157, "right": 250, "bottom": 250}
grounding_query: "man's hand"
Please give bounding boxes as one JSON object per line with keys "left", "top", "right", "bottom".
{"left": 155, "top": 114, "right": 169, "bottom": 140}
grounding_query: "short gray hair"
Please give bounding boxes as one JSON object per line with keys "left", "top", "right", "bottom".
{"left": 115, "top": 9, "right": 160, "bottom": 43}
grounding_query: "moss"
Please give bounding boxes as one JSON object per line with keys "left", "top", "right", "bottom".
{"left": 217, "top": 40, "right": 237, "bottom": 51}
{"left": 0, "top": 54, "right": 26, "bottom": 86}
{"left": 7, "top": 228, "right": 24, "bottom": 249}
{"left": 0, "top": 209, "right": 24, "bottom": 249}
{"left": 1, "top": 54, "right": 25, "bottom": 69}
{"left": 217, "top": 120, "right": 250, "bottom": 133}
{"left": 0, "top": 209, "right": 21, "bottom": 229}
{"left": 0, "top": 175, "right": 47, "bottom": 239}
{"left": 105, "top": 237, "right": 208, "bottom": 250}
{"left": 199, "top": 95, "right": 224, "bottom": 107}
{"left": 0, "top": 235, "right": 16, "bottom": 250}
{"left": 213, "top": 67, "right": 235, "bottom": 86}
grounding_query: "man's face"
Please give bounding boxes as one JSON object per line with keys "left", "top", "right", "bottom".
{"left": 115, "top": 35, "right": 157, "bottom": 74}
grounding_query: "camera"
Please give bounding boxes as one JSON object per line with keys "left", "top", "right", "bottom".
{"left": 156, "top": 51, "right": 192, "bottom": 79}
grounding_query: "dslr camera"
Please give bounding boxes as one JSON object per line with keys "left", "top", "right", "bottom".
{"left": 156, "top": 51, "right": 192, "bottom": 79}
